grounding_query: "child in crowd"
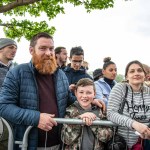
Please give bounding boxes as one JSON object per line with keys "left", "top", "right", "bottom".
{"left": 61, "top": 78, "right": 112, "bottom": 150}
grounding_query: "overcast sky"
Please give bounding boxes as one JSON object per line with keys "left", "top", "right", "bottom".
{"left": 0, "top": 0, "right": 150, "bottom": 75}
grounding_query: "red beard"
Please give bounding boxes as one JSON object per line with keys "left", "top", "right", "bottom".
{"left": 32, "top": 52, "right": 57, "bottom": 75}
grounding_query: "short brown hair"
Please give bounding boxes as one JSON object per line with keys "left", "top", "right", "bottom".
{"left": 76, "top": 78, "right": 95, "bottom": 92}
{"left": 30, "top": 32, "right": 53, "bottom": 47}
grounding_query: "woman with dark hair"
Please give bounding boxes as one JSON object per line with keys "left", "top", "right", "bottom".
{"left": 93, "top": 68, "right": 103, "bottom": 81}
{"left": 107, "top": 60, "right": 150, "bottom": 149}
{"left": 95, "top": 57, "right": 117, "bottom": 106}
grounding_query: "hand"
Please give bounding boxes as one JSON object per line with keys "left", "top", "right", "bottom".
{"left": 69, "top": 84, "right": 76, "bottom": 92}
{"left": 92, "top": 99, "right": 106, "bottom": 112}
{"left": 79, "top": 112, "right": 97, "bottom": 126}
{"left": 38, "top": 113, "right": 57, "bottom": 131}
{"left": 132, "top": 121, "right": 150, "bottom": 139}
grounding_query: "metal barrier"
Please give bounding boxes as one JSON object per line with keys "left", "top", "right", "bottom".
{"left": 1, "top": 117, "right": 14, "bottom": 150}
{"left": 1, "top": 118, "right": 33, "bottom": 150}
{"left": 1, "top": 117, "right": 117, "bottom": 150}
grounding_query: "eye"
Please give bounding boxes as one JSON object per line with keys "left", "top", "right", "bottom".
{"left": 49, "top": 47, "right": 54, "bottom": 51}
{"left": 129, "top": 70, "right": 135, "bottom": 73}
{"left": 109, "top": 68, "right": 113, "bottom": 72}
{"left": 79, "top": 91, "right": 84, "bottom": 94}
{"left": 39, "top": 47, "right": 47, "bottom": 51}
{"left": 86, "top": 91, "right": 92, "bottom": 95}
{"left": 137, "top": 68, "right": 143, "bottom": 73}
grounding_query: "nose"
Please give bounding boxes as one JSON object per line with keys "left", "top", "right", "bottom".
{"left": 82, "top": 93, "right": 87, "bottom": 98}
{"left": 45, "top": 49, "right": 53, "bottom": 56}
{"left": 12, "top": 48, "right": 17, "bottom": 54}
{"left": 76, "top": 62, "right": 80, "bottom": 66}
{"left": 75, "top": 62, "right": 81, "bottom": 66}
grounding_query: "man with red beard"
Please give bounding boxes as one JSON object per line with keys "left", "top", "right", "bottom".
{"left": 0, "top": 32, "right": 105, "bottom": 150}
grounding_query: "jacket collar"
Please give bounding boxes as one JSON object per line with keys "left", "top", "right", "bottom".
{"left": 64, "top": 64, "right": 86, "bottom": 73}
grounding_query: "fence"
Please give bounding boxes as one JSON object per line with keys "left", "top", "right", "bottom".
{"left": 1, "top": 117, "right": 118, "bottom": 150}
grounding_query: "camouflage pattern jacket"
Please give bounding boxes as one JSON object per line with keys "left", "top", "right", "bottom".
{"left": 61, "top": 102, "right": 113, "bottom": 150}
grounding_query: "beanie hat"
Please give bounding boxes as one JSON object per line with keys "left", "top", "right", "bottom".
{"left": 93, "top": 68, "right": 103, "bottom": 81}
{"left": 0, "top": 38, "right": 17, "bottom": 50}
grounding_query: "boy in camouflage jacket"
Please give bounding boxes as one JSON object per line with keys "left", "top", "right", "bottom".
{"left": 61, "top": 78, "right": 112, "bottom": 150}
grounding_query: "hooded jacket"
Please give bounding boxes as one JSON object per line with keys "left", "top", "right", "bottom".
{"left": 61, "top": 101, "right": 113, "bottom": 150}
{"left": 64, "top": 64, "right": 93, "bottom": 85}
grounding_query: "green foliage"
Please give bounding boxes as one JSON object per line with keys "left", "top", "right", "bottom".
{"left": 13, "top": 61, "right": 18, "bottom": 66}
{"left": 0, "top": 0, "right": 114, "bottom": 41}
{"left": 3, "top": 19, "right": 56, "bottom": 41}
{"left": 115, "top": 74, "right": 124, "bottom": 83}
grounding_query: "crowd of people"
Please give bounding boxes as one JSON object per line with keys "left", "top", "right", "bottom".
{"left": 0, "top": 32, "right": 150, "bottom": 150}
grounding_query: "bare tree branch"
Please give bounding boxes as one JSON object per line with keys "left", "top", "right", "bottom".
{"left": 0, "top": 0, "right": 41, "bottom": 13}
{"left": 0, "top": 23, "right": 12, "bottom": 27}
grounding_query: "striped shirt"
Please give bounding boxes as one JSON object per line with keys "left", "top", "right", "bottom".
{"left": 107, "top": 82, "right": 150, "bottom": 148}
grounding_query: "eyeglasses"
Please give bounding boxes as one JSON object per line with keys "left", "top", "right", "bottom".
{"left": 71, "top": 60, "right": 83, "bottom": 64}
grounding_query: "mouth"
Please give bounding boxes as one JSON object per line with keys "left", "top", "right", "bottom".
{"left": 133, "top": 78, "right": 142, "bottom": 80}
{"left": 81, "top": 99, "right": 88, "bottom": 102}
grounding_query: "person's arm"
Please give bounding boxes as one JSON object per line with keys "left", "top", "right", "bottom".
{"left": 61, "top": 105, "right": 81, "bottom": 145}
{"left": 0, "top": 70, "right": 40, "bottom": 126}
{"left": 67, "top": 90, "right": 77, "bottom": 106}
{"left": 38, "top": 113, "right": 57, "bottom": 131}
{"left": 107, "top": 83, "right": 134, "bottom": 129}
{"left": 132, "top": 121, "right": 150, "bottom": 139}
{"left": 95, "top": 81, "right": 108, "bottom": 106}
{"left": 79, "top": 112, "right": 96, "bottom": 126}
{"left": 92, "top": 99, "right": 106, "bottom": 112}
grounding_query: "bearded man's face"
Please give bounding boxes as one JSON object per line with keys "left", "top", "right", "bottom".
{"left": 30, "top": 37, "right": 57, "bottom": 74}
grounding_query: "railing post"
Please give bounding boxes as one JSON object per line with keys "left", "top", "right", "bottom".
{"left": 1, "top": 117, "right": 14, "bottom": 150}
{"left": 21, "top": 126, "right": 33, "bottom": 150}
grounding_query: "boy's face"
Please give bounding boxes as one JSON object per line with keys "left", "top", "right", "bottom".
{"left": 75, "top": 85, "right": 95, "bottom": 110}
{"left": 70, "top": 55, "right": 84, "bottom": 70}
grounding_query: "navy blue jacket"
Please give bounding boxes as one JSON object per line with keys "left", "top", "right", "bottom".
{"left": 64, "top": 65, "right": 93, "bottom": 85}
{"left": 0, "top": 62, "right": 75, "bottom": 150}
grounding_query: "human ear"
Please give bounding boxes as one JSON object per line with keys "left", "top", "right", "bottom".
{"left": 29, "top": 47, "right": 34, "bottom": 55}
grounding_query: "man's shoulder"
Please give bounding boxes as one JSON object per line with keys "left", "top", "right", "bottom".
{"left": 56, "top": 68, "right": 67, "bottom": 77}
{"left": 9, "top": 63, "right": 32, "bottom": 75}
{"left": 54, "top": 68, "right": 69, "bottom": 83}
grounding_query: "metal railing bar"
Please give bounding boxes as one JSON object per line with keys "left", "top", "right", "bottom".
{"left": 21, "top": 126, "right": 33, "bottom": 150}
{"left": 0, "top": 117, "right": 118, "bottom": 150}
{"left": 1, "top": 117, "right": 14, "bottom": 150}
{"left": 54, "top": 118, "right": 117, "bottom": 126}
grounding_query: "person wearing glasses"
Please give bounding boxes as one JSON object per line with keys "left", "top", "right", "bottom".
{"left": 64, "top": 46, "right": 92, "bottom": 97}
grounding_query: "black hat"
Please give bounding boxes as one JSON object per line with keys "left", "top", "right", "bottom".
{"left": 93, "top": 68, "right": 103, "bottom": 81}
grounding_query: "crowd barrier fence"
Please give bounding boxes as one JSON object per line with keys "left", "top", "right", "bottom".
{"left": 1, "top": 117, "right": 118, "bottom": 150}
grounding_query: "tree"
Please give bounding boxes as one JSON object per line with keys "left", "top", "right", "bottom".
{"left": 115, "top": 74, "right": 124, "bottom": 83}
{"left": 0, "top": 0, "right": 114, "bottom": 41}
